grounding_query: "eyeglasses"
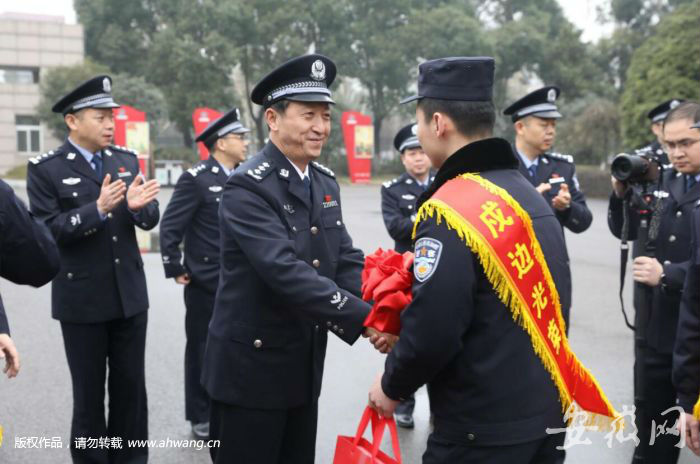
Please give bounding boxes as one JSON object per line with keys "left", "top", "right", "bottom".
{"left": 665, "top": 138, "right": 700, "bottom": 151}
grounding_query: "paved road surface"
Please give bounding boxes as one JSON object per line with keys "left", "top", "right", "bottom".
{"left": 0, "top": 183, "right": 695, "bottom": 463}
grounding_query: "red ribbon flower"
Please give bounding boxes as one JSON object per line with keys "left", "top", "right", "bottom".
{"left": 361, "top": 248, "right": 414, "bottom": 335}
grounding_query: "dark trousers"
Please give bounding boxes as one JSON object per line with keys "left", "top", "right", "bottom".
{"left": 184, "top": 283, "right": 215, "bottom": 423}
{"left": 60, "top": 311, "right": 148, "bottom": 464}
{"left": 209, "top": 399, "right": 318, "bottom": 464}
{"left": 632, "top": 342, "right": 681, "bottom": 463}
{"left": 395, "top": 393, "right": 415, "bottom": 416}
{"left": 423, "top": 432, "right": 565, "bottom": 464}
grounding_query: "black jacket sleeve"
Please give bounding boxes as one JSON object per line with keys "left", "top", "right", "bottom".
{"left": 0, "top": 179, "right": 59, "bottom": 286}
{"left": 223, "top": 180, "right": 371, "bottom": 344}
{"left": 159, "top": 172, "right": 200, "bottom": 278}
{"left": 0, "top": 295, "right": 8, "bottom": 335}
{"left": 381, "top": 186, "right": 414, "bottom": 242}
{"left": 607, "top": 193, "right": 640, "bottom": 241}
{"left": 381, "top": 217, "right": 474, "bottom": 400}
{"left": 673, "top": 262, "right": 700, "bottom": 412}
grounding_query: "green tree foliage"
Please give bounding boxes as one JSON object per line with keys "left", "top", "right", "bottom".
{"left": 620, "top": 1, "right": 700, "bottom": 148}
{"left": 556, "top": 95, "right": 621, "bottom": 164}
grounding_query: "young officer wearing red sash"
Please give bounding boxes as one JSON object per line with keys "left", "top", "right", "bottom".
{"left": 368, "top": 57, "right": 594, "bottom": 463}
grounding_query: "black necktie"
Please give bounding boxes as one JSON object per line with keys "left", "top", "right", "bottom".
{"left": 92, "top": 152, "right": 103, "bottom": 179}
{"left": 303, "top": 175, "right": 312, "bottom": 202}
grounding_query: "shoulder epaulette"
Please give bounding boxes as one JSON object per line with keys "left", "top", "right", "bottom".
{"left": 245, "top": 160, "right": 274, "bottom": 182}
{"left": 546, "top": 152, "right": 574, "bottom": 164}
{"left": 28, "top": 150, "right": 60, "bottom": 165}
{"left": 382, "top": 177, "right": 399, "bottom": 189}
{"left": 187, "top": 162, "right": 208, "bottom": 177}
{"left": 109, "top": 144, "right": 138, "bottom": 156}
{"left": 311, "top": 161, "right": 335, "bottom": 178}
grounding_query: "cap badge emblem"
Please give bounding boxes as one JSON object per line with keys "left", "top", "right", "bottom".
{"left": 411, "top": 124, "right": 417, "bottom": 135}
{"left": 547, "top": 88, "right": 556, "bottom": 103}
{"left": 311, "top": 60, "right": 326, "bottom": 81}
{"left": 103, "top": 77, "right": 111, "bottom": 92}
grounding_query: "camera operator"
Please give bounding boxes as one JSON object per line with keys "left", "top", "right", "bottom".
{"left": 640, "top": 99, "right": 685, "bottom": 165}
{"left": 608, "top": 101, "right": 700, "bottom": 463}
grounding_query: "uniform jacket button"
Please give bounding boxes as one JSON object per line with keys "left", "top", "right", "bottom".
{"left": 314, "top": 325, "right": 319, "bottom": 331}
{"left": 310, "top": 226, "right": 319, "bottom": 235}
{"left": 112, "top": 236, "right": 118, "bottom": 242}
{"left": 336, "top": 220, "right": 342, "bottom": 226}
{"left": 72, "top": 192, "right": 78, "bottom": 197}
{"left": 326, "top": 321, "right": 332, "bottom": 327}
{"left": 203, "top": 256, "right": 209, "bottom": 262}
{"left": 669, "top": 235, "right": 676, "bottom": 242}
{"left": 332, "top": 325, "right": 338, "bottom": 332}
{"left": 114, "top": 258, "right": 120, "bottom": 264}
{"left": 67, "top": 272, "right": 73, "bottom": 279}
{"left": 338, "top": 328, "right": 344, "bottom": 335}
{"left": 253, "top": 339, "right": 262, "bottom": 349}
{"left": 292, "top": 226, "right": 297, "bottom": 232}
{"left": 467, "top": 433, "right": 475, "bottom": 441}
{"left": 312, "top": 259, "right": 320, "bottom": 268}
{"left": 107, "top": 212, "right": 113, "bottom": 219}
{"left": 676, "top": 210, "right": 682, "bottom": 218}
{"left": 663, "top": 260, "right": 671, "bottom": 266}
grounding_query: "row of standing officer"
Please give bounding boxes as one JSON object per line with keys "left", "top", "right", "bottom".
{"left": 607, "top": 99, "right": 700, "bottom": 463}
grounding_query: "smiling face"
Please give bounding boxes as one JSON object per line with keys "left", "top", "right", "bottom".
{"left": 266, "top": 101, "right": 331, "bottom": 163}
{"left": 515, "top": 116, "right": 557, "bottom": 154}
{"left": 663, "top": 118, "right": 700, "bottom": 175}
{"left": 65, "top": 108, "right": 115, "bottom": 152}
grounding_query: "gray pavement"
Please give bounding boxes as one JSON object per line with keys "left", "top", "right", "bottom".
{"left": 0, "top": 183, "right": 696, "bottom": 463}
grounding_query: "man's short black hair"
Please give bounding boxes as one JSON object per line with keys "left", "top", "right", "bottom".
{"left": 417, "top": 98, "right": 495, "bottom": 138}
{"left": 203, "top": 133, "right": 219, "bottom": 152}
{"left": 664, "top": 101, "right": 700, "bottom": 127}
{"left": 269, "top": 99, "right": 290, "bottom": 114}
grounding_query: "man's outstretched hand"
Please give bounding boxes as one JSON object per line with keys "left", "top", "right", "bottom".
{"left": 363, "top": 327, "right": 398, "bottom": 354}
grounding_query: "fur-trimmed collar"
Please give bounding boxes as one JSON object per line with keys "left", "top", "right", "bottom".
{"left": 418, "top": 137, "right": 519, "bottom": 208}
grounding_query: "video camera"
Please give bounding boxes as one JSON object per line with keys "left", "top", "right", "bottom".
{"left": 610, "top": 150, "right": 664, "bottom": 184}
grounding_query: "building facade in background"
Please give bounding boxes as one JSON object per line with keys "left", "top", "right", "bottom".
{"left": 0, "top": 13, "right": 83, "bottom": 174}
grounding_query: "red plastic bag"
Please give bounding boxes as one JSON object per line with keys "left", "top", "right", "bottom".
{"left": 361, "top": 248, "right": 414, "bottom": 335}
{"left": 333, "top": 406, "right": 402, "bottom": 464}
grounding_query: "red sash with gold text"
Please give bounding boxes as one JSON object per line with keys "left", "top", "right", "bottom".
{"left": 413, "top": 173, "right": 620, "bottom": 428}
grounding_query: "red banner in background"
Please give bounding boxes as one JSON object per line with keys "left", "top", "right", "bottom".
{"left": 192, "top": 108, "right": 222, "bottom": 160}
{"left": 113, "top": 105, "right": 149, "bottom": 176}
{"left": 341, "top": 111, "right": 373, "bottom": 183}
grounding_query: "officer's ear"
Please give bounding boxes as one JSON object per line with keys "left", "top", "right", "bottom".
{"left": 64, "top": 111, "right": 82, "bottom": 132}
{"left": 514, "top": 119, "right": 526, "bottom": 136}
{"left": 265, "top": 107, "right": 281, "bottom": 132}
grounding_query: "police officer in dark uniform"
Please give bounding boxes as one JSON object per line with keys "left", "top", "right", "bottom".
{"left": 609, "top": 101, "right": 700, "bottom": 463}
{"left": 381, "top": 123, "right": 434, "bottom": 254}
{"left": 160, "top": 107, "right": 250, "bottom": 439}
{"left": 26, "top": 75, "right": 160, "bottom": 463}
{"left": 0, "top": 179, "right": 60, "bottom": 378}
{"left": 639, "top": 99, "right": 685, "bottom": 165}
{"left": 369, "top": 57, "right": 569, "bottom": 463}
{"left": 201, "top": 54, "right": 390, "bottom": 464}
{"left": 504, "top": 86, "right": 592, "bottom": 325}
{"left": 672, "top": 142, "right": 700, "bottom": 456}
{"left": 380, "top": 123, "right": 434, "bottom": 428}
